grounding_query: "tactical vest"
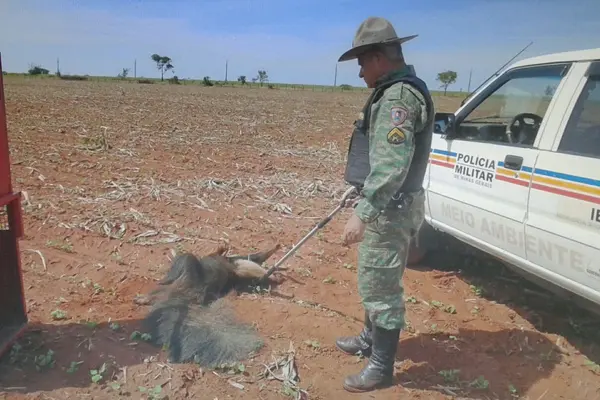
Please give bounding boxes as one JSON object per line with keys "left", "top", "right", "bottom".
{"left": 344, "top": 74, "right": 435, "bottom": 203}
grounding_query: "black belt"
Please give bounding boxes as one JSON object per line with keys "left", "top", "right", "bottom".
{"left": 352, "top": 186, "right": 422, "bottom": 210}
{"left": 388, "top": 188, "right": 423, "bottom": 209}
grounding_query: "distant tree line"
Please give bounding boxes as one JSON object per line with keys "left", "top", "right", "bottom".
{"left": 24, "top": 54, "right": 460, "bottom": 94}
{"left": 148, "top": 53, "right": 271, "bottom": 87}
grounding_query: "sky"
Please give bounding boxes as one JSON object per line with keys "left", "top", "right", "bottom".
{"left": 1, "top": 0, "right": 599, "bottom": 91}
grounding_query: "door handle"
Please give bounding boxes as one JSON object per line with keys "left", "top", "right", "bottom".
{"left": 504, "top": 154, "right": 523, "bottom": 171}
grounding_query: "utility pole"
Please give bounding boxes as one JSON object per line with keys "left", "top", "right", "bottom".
{"left": 333, "top": 63, "right": 338, "bottom": 87}
{"left": 134, "top": 59, "right": 137, "bottom": 78}
{"left": 56, "top": 58, "right": 60, "bottom": 75}
{"left": 225, "top": 60, "right": 228, "bottom": 82}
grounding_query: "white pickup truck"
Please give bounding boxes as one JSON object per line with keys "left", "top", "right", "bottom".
{"left": 409, "top": 48, "right": 600, "bottom": 311}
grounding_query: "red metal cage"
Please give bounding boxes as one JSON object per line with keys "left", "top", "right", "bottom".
{"left": 0, "top": 53, "right": 28, "bottom": 359}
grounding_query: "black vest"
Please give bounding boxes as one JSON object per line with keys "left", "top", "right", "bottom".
{"left": 344, "top": 74, "right": 435, "bottom": 200}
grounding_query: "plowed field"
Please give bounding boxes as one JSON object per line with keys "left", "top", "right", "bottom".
{"left": 0, "top": 77, "right": 599, "bottom": 400}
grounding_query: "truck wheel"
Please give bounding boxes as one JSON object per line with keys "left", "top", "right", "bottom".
{"left": 407, "top": 239, "right": 427, "bottom": 265}
{"left": 407, "top": 221, "right": 439, "bottom": 266}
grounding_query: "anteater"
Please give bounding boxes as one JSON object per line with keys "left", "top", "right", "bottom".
{"left": 138, "top": 243, "right": 280, "bottom": 368}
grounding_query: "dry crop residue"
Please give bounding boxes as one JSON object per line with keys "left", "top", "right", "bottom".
{"left": 0, "top": 78, "right": 599, "bottom": 400}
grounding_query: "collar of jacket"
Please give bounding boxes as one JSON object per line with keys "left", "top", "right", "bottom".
{"left": 374, "top": 65, "right": 412, "bottom": 88}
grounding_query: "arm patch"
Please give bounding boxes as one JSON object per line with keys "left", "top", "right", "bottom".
{"left": 387, "top": 127, "right": 406, "bottom": 145}
{"left": 391, "top": 107, "right": 408, "bottom": 126}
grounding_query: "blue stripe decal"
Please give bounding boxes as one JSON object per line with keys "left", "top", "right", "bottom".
{"left": 533, "top": 168, "right": 600, "bottom": 188}
{"left": 431, "top": 149, "right": 458, "bottom": 157}
{"left": 497, "top": 161, "right": 533, "bottom": 173}
{"left": 433, "top": 149, "right": 598, "bottom": 187}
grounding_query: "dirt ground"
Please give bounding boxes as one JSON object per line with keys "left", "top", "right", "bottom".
{"left": 0, "top": 78, "right": 599, "bottom": 400}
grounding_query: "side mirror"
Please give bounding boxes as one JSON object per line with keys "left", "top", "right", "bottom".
{"left": 433, "top": 112, "right": 457, "bottom": 139}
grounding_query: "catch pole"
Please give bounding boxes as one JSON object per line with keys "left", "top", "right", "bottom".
{"left": 262, "top": 186, "right": 358, "bottom": 280}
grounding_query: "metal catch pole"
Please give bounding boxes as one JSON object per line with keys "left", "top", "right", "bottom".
{"left": 262, "top": 186, "right": 358, "bottom": 280}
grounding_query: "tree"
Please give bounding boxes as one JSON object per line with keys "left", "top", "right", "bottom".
{"left": 28, "top": 63, "right": 49, "bottom": 75}
{"left": 256, "top": 70, "right": 268, "bottom": 86}
{"left": 150, "top": 54, "right": 174, "bottom": 81}
{"left": 118, "top": 68, "right": 129, "bottom": 79}
{"left": 436, "top": 70, "right": 457, "bottom": 95}
{"left": 237, "top": 75, "right": 247, "bottom": 85}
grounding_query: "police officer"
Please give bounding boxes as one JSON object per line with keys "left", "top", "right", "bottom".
{"left": 336, "top": 17, "right": 435, "bottom": 392}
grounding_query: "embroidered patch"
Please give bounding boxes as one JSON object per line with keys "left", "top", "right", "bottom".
{"left": 391, "top": 107, "right": 408, "bottom": 126}
{"left": 387, "top": 127, "right": 406, "bottom": 145}
{"left": 358, "top": 111, "right": 364, "bottom": 121}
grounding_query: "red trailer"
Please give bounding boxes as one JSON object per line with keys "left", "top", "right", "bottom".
{"left": 0, "top": 53, "right": 28, "bottom": 359}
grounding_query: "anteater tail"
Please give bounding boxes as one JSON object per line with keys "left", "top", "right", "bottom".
{"left": 142, "top": 292, "right": 263, "bottom": 367}
{"left": 140, "top": 243, "right": 281, "bottom": 367}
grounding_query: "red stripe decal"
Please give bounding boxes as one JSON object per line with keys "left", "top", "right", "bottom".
{"left": 532, "top": 182, "right": 600, "bottom": 205}
{"left": 430, "top": 159, "right": 454, "bottom": 169}
{"left": 430, "top": 162, "right": 600, "bottom": 204}
{"left": 495, "top": 174, "right": 530, "bottom": 187}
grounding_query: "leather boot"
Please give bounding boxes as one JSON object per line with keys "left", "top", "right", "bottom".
{"left": 342, "top": 325, "right": 400, "bottom": 393}
{"left": 335, "top": 312, "right": 372, "bottom": 357}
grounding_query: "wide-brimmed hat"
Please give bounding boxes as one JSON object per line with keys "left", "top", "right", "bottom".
{"left": 338, "top": 17, "right": 418, "bottom": 62}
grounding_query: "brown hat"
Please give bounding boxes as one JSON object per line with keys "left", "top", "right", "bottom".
{"left": 338, "top": 17, "right": 417, "bottom": 62}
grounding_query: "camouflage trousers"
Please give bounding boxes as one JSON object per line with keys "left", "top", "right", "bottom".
{"left": 357, "top": 191, "right": 425, "bottom": 331}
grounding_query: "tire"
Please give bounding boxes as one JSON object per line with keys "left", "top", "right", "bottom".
{"left": 407, "top": 238, "right": 426, "bottom": 265}
{"left": 407, "top": 220, "right": 440, "bottom": 266}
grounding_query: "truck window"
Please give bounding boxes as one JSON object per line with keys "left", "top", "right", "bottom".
{"left": 454, "top": 64, "right": 569, "bottom": 147}
{"left": 557, "top": 72, "right": 600, "bottom": 159}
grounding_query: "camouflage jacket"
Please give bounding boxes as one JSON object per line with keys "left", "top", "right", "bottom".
{"left": 354, "top": 66, "right": 430, "bottom": 223}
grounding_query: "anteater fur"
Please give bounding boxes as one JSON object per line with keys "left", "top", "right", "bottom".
{"left": 141, "top": 243, "right": 280, "bottom": 367}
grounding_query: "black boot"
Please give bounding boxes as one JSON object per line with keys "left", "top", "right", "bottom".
{"left": 342, "top": 325, "right": 400, "bottom": 393}
{"left": 335, "top": 312, "right": 372, "bottom": 357}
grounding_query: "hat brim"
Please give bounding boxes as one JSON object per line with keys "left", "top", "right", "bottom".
{"left": 337, "top": 34, "right": 418, "bottom": 62}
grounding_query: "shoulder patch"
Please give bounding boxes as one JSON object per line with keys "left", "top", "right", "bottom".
{"left": 391, "top": 107, "right": 408, "bottom": 126}
{"left": 387, "top": 127, "right": 406, "bottom": 145}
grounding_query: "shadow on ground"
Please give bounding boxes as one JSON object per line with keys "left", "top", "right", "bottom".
{"left": 0, "top": 318, "right": 157, "bottom": 395}
{"left": 0, "top": 315, "right": 563, "bottom": 399}
{"left": 394, "top": 327, "right": 562, "bottom": 399}
{"left": 409, "top": 233, "right": 600, "bottom": 367}
{"left": 0, "top": 278, "right": 288, "bottom": 396}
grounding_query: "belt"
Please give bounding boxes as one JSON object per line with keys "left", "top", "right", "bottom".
{"left": 352, "top": 186, "right": 422, "bottom": 210}
{"left": 388, "top": 188, "right": 423, "bottom": 209}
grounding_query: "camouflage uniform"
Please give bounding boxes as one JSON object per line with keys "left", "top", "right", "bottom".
{"left": 354, "top": 68, "right": 429, "bottom": 331}
{"left": 334, "top": 16, "right": 435, "bottom": 393}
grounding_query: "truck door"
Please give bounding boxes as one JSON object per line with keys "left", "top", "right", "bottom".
{"left": 525, "top": 60, "right": 600, "bottom": 302}
{"left": 428, "top": 62, "right": 572, "bottom": 259}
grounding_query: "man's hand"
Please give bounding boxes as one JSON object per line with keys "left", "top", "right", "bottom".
{"left": 342, "top": 213, "right": 367, "bottom": 246}
{"left": 343, "top": 196, "right": 361, "bottom": 209}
